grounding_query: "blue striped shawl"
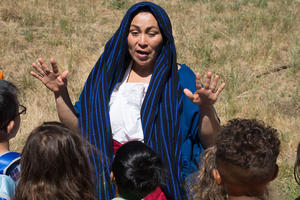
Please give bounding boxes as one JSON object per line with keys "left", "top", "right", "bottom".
{"left": 78, "top": 2, "right": 186, "bottom": 199}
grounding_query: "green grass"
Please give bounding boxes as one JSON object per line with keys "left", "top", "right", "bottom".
{"left": 273, "top": 164, "right": 300, "bottom": 199}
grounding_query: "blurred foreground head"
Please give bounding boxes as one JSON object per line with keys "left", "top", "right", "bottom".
{"left": 214, "top": 118, "right": 280, "bottom": 199}
{"left": 111, "top": 141, "right": 165, "bottom": 200}
{"left": 14, "top": 121, "right": 96, "bottom": 200}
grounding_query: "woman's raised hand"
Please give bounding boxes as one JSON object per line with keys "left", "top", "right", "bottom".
{"left": 31, "top": 58, "right": 69, "bottom": 95}
{"left": 184, "top": 72, "right": 225, "bottom": 108}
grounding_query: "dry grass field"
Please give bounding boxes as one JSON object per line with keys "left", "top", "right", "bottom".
{"left": 0, "top": 0, "right": 299, "bottom": 199}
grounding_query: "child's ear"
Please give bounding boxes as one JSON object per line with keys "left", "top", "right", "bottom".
{"left": 6, "top": 120, "right": 15, "bottom": 134}
{"left": 213, "top": 169, "right": 222, "bottom": 185}
{"left": 110, "top": 171, "right": 115, "bottom": 183}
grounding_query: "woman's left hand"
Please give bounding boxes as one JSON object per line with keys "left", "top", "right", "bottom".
{"left": 184, "top": 72, "right": 225, "bottom": 108}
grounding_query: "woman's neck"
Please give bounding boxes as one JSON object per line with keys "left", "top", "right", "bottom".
{"left": 127, "top": 63, "right": 153, "bottom": 83}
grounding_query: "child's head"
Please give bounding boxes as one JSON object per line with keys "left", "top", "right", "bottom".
{"left": 111, "top": 141, "right": 165, "bottom": 200}
{"left": 213, "top": 119, "right": 280, "bottom": 198}
{"left": 14, "top": 121, "right": 95, "bottom": 200}
{"left": 0, "top": 80, "right": 24, "bottom": 141}
{"left": 193, "top": 146, "right": 227, "bottom": 200}
{"left": 294, "top": 142, "right": 300, "bottom": 185}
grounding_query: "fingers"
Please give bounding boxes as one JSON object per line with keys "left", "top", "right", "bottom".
{"left": 32, "top": 58, "right": 60, "bottom": 77}
{"left": 30, "top": 71, "right": 43, "bottom": 81}
{"left": 50, "top": 58, "right": 59, "bottom": 74}
{"left": 215, "top": 82, "right": 226, "bottom": 97}
{"left": 196, "top": 72, "right": 223, "bottom": 93}
{"left": 210, "top": 75, "right": 219, "bottom": 92}
{"left": 38, "top": 58, "right": 51, "bottom": 75}
{"left": 183, "top": 89, "right": 194, "bottom": 101}
{"left": 32, "top": 62, "right": 45, "bottom": 76}
{"left": 195, "top": 73, "right": 202, "bottom": 90}
{"left": 204, "top": 72, "right": 212, "bottom": 90}
{"left": 61, "top": 70, "right": 69, "bottom": 79}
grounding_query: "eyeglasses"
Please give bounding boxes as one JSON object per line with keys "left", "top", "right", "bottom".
{"left": 0, "top": 104, "right": 26, "bottom": 131}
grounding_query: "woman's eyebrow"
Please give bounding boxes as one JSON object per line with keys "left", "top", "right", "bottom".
{"left": 146, "top": 26, "right": 159, "bottom": 31}
{"left": 130, "top": 25, "right": 159, "bottom": 31}
{"left": 129, "top": 25, "right": 140, "bottom": 30}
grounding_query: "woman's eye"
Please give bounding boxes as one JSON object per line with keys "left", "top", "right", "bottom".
{"left": 148, "top": 32, "right": 157, "bottom": 37}
{"left": 130, "top": 31, "right": 139, "bottom": 36}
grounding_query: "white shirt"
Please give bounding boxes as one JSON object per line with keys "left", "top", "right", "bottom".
{"left": 109, "top": 64, "right": 148, "bottom": 144}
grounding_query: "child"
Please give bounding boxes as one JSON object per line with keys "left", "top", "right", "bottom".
{"left": 295, "top": 142, "right": 300, "bottom": 185}
{"left": 193, "top": 146, "right": 227, "bottom": 200}
{"left": 213, "top": 119, "right": 280, "bottom": 200}
{"left": 0, "top": 80, "right": 26, "bottom": 200}
{"left": 110, "top": 141, "right": 165, "bottom": 200}
{"left": 14, "top": 121, "right": 96, "bottom": 200}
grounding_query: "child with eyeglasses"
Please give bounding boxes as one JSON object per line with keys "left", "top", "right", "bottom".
{"left": 0, "top": 79, "right": 26, "bottom": 200}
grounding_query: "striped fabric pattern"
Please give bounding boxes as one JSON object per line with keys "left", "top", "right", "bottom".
{"left": 78, "top": 2, "right": 185, "bottom": 199}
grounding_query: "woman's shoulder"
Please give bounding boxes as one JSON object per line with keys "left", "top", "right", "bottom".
{"left": 177, "top": 64, "right": 195, "bottom": 76}
{"left": 177, "top": 63, "right": 196, "bottom": 91}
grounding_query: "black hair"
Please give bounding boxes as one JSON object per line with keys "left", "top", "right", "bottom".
{"left": 111, "top": 141, "right": 165, "bottom": 200}
{"left": 0, "top": 80, "right": 18, "bottom": 131}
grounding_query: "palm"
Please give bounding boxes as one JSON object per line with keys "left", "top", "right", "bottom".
{"left": 31, "top": 58, "right": 68, "bottom": 94}
{"left": 184, "top": 72, "right": 225, "bottom": 108}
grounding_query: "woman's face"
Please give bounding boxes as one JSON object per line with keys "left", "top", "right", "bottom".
{"left": 128, "top": 12, "right": 163, "bottom": 70}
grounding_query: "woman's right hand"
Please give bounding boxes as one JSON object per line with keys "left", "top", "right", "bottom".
{"left": 31, "top": 58, "right": 69, "bottom": 95}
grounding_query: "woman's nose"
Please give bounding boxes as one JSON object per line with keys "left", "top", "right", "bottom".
{"left": 138, "top": 34, "right": 147, "bottom": 48}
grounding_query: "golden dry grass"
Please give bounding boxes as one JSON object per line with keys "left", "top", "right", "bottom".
{"left": 0, "top": 0, "right": 299, "bottom": 199}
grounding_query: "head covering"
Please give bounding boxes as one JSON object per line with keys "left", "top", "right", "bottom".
{"left": 78, "top": 2, "right": 185, "bottom": 199}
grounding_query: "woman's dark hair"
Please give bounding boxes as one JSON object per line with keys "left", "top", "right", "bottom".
{"left": 111, "top": 141, "right": 165, "bottom": 200}
{"left": 14, "top": 121, "right": 96, "bottom": 200}
{"left": 295, "top": 142, "right": 300, "bottom": 185}
{"left": 0, "top": 80, "right": 18, "bottom": 131}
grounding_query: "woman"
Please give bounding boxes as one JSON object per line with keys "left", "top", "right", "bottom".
{"left": 31, "top": 2, "right": 225, "bottom": 199}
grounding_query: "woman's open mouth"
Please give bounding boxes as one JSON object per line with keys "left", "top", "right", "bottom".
{"left": 136, "top": 50, "right": 150, "bottom": 60}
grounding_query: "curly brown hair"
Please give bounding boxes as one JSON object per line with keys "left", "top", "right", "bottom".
{"left": 216, "top": 118, "right": 280, "bottom": 185}
{"left": 193, "top": 146, "right": 227, "bottom": 200}
{"left": 14, "top": 122, "right": 96, "bottom": 200}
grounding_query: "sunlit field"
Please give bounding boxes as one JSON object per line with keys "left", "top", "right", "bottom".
{"left": 0, "top": 0, "right": 299, "bottom": 199}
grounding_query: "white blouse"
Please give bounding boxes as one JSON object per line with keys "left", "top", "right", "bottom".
{"left": 109, "top": 64, "right": 148, "bottom": 144}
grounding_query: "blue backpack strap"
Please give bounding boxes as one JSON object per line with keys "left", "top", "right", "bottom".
{"left": 0, "top": 174, "right": 16, "bottom": 200}
{"left": 0, "top": 152, "right": 21, "bottom": 176}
